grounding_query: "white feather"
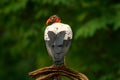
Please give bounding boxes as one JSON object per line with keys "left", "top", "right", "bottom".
{"left": 44, "top": 23, "right": 72, "bottom": 40}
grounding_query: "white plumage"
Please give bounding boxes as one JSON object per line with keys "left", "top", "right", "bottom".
{"left": 44, "top": 23, "right": 72, "bottom": 41}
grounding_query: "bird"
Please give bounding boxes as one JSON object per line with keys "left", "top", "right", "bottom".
{"left": 44, "top": 15, "right": 73, "bottom": 65}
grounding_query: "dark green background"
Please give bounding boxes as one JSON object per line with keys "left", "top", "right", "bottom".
{"left": 0, "top": 0, "right": 120, "bottom": 80}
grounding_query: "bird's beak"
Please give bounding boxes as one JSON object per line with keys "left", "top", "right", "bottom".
{"left": 46, "top": 18, "right": 51, "bottom": 25}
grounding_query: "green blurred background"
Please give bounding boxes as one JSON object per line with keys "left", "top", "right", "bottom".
{"left": 0, "top": 0, "right": 120, "bottom": 80}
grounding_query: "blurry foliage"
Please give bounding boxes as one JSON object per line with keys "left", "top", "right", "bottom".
{"left": 0, "top": 0, "right": 120, "bottom": 80}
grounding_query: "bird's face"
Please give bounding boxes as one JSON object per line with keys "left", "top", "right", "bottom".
{"left": 46, "top": 15, "right": 61, "bottom": 25}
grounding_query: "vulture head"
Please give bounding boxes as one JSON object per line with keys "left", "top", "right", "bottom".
{"left": 46, "top": 15, "right": 61, "bottom": 25}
